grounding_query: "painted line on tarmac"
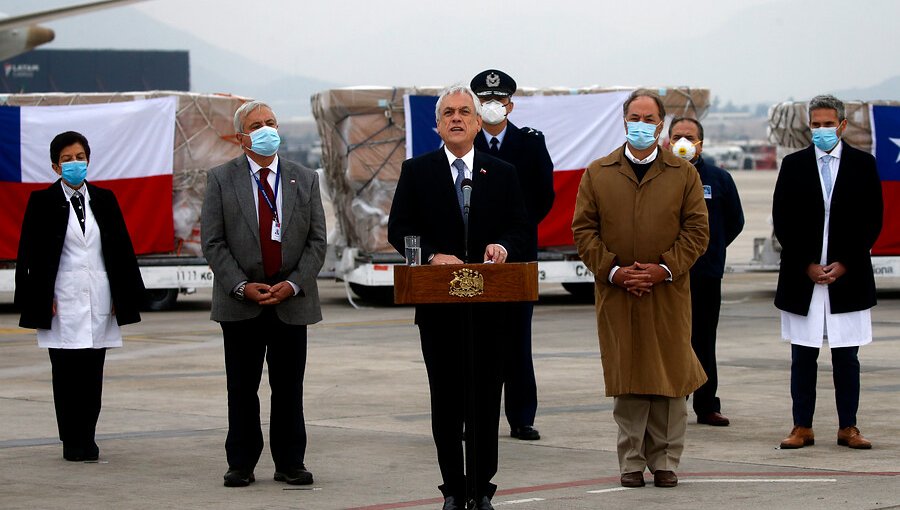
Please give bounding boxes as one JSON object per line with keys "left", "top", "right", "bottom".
{"left": 346, "top": 471, "right": 900, "bottom": 510}
{"left": 586, "top": 487, "right": 634, "bottom": 494}
{"left": 679, "top": 478, "right": 837, "bottom": 483}
{"left": 494, "top": 498, "right": 546, "bottom": 505}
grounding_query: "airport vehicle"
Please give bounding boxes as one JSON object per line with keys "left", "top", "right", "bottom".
{"left": 0, "top": 91, "right": 246, "bottom": 309}
{"left": 312, "top": 85, "right": 710, "bottom": 303}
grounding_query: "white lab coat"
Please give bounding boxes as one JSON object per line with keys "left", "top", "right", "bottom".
{"left": 781, "top": 143, "right": 872, "bottom": 348}
{"left": 37, "top": 185, "right": 122, "bottom": 349}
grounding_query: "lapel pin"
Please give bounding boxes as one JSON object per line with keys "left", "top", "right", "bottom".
{"left": 290, "top": 179, "right": 296, "bottom": 184}
{"left": 480, "top": 168, "right": 487, "bottom": 175}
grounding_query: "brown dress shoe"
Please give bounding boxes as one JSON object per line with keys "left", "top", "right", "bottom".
{"left": 837, "top": 426, "right": 872, "bottom": 449}
{"left": 697, "top": 411, "right": 730, "bottom": 426}
{"left": 620, "top": 471, "right": 646, "bottom": 487}
{"left": 780, "top": 426, "right": 815, "bottom": 449}
{"left": 653, "top": 470, "right": 678, "bottom": 488}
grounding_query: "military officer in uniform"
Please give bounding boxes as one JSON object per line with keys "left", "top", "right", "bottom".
{"left": 470, "top": 69, "right": 555, "bottom": 441}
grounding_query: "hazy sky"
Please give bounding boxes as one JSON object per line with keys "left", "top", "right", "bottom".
{"left": 5, "top": 0, "right": 900, "bottom": 104}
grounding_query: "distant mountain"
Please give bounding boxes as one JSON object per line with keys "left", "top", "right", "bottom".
{"left": 16, "top": 3, "right": 337, "bottom": 117}
{"left": 832, "top": 75, "right": 900, "bottom": 102}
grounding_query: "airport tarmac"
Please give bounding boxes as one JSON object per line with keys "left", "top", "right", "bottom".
{"left": 1, "top": 171, "right": 898, "bottom": 509}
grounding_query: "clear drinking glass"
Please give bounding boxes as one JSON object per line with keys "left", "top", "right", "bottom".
{"left": 404, "top": 235, "right": 421, "bottom": 266}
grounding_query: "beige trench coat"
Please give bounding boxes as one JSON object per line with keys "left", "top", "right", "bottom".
{"left": 572, "top": 146, "right": 709, "bottom": 397}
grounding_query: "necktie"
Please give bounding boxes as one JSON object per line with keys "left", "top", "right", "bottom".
{"left": 71, "top": 192, "right": 86, "bottom": 234}
{"left": 820, "top": 155, "right": 834, "bottom": 198}
{"left": 452, "top": 158, "right": 466, "bottom": 215}
{"left": 257, "top": 167, "right": 282, "bottom": 278}
{"left": 490, "top": 136, "right": 499, "bottom": 153}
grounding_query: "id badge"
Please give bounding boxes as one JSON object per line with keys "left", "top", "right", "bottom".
{"left": 271, "top": 220, "right": 282, "bottom": 242}
{"left": 703, "top": 185, "right": 712, "bottom": 199}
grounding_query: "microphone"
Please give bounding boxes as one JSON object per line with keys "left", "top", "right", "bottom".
{"left": 461, "top": 178, "right": 473, "bottom": 213}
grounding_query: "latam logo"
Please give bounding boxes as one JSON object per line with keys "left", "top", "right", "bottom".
{"left": 4, "top": 63, "right": 40, "bottom": 78}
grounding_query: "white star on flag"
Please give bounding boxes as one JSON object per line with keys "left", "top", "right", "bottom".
{"left": 892, "top": 137, "right": 900, "bottom": 163}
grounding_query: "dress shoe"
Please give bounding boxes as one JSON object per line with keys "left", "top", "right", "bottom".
{"left": 620, "top": 471, "right": 646, "bottom": 487}
{"left": 274, "top": 466, "right": 314, "bottom": 485}
{"left": 223, "top": 468, "right": 255, "bottom": 487}
{"left": 697, "top": 411, "right": 730, "bottom": 426}
{"left": 63, "top": 444, "right": 85, "bottom": 462}
{"left": 510, "top": 425, "right": 541, "bottom": 440}
{"left": 653, "top": 470, "right": 678, "bottom": 488}
{"left": 441, "top": 495, "right": 462, "bottom": 510}
{"left": 837, "top": 426, "right": 872, "bottom": 449}
{"left": 83, "top": 442, "right": 99, "bottom": 461}
{"left": 779, "top": 426, "right": 815, "bottom": 449}
{"left": 475, "top": 495, "right": 495, "bottom": 510}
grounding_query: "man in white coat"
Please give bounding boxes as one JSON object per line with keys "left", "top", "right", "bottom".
{"left": 772, "top": 95, "right": 883, "bottom": 450}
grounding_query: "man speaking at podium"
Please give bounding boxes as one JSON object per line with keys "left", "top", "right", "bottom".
{"left": 388, "top": 84, "right": 529, "bottom": 510}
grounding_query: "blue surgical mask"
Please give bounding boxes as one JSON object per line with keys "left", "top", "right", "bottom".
{"left": 60, "top": 160, "right": 88, "bottom": 186}
{"left": 626, "top": 121, "right": 660, "bottom": 150}
{"left": 811, "top": 126, "right": 840, "bottom": 152}
{"left": 246, "top": 126, "right": 281, "bottom": 156}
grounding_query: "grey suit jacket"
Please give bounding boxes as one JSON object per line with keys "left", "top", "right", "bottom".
{"left": 201, "top": 155, "right": 327, "bottom": 325}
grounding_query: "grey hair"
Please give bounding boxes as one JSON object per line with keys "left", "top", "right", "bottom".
{"left": 434, "top": 84, "right": 483, "bottom": 123}
{"left": 808, "top": 94, "right": 845, "bottom": 122}
{"left": 233, "top": 100, "right": 276, "bottom": 133}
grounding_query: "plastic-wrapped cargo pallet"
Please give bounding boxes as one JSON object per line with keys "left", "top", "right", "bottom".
{"left": 312, "top": 85, "right": 710, "bottom": 257}
{"left": 0, "top": 91, "right": 247, "bottom": 255}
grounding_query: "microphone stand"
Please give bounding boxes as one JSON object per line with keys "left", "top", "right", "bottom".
{"left": 461, "top": 186, "right": 477, "bottom": 509}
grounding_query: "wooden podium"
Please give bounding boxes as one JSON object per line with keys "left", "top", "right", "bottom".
{"left": 393, "top": 261, "right": 538, "bottom": 304}
{"left": 393, "top": 261, "right": 537, "bottom": 508}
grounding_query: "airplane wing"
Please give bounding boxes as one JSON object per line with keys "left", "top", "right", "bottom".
{"left": 0, "top": 0, "right": 146, "bottom": 31}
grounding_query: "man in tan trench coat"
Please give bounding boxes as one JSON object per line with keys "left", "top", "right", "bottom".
{"left": 572, "top": 89, "right": 709, "bottom": 489}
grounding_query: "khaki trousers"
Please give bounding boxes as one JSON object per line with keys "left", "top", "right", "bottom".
{"left": 613, "top": 394, "right": 687, "bottom": 474}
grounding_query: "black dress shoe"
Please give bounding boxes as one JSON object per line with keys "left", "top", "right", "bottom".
{"left": 475, "top": 495, "right": 495, "bottom": 510}
{"left": 63, "top": 444, "right": 85, "bottom": 462}
{"left": 274, "top": 466, "right": 314, "bottom": 485}
{"left": 510, "top": 425, "right": 541, "bottom": 440}
{"left": 441, "top": 495, "right": 462, "bottom": 510}
{"left": 83, "top": 442, "right": 99, "bottom": 461}
{"left": 223, "top": 468, "right": 255, "bottom": 487}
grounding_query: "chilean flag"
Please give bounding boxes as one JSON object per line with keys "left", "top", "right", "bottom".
{"left": 0, "top": 97, "right": 176, "bottom": 259}
{"left": 870, "top": 104, "right": 900, "bottom": 256}
{"left": 405, "top": 91, "right": 629, "bottom": 247}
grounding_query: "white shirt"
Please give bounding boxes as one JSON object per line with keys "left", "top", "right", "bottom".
{"left": 245, "top": 154, "right": 284, "bottom": 224}
{"left": 781, "top": 141, "right": 872, "bottom": 348}
{"left": 444, "top": 146, "right": 474, "bottom": 183}
{"left": 242, "top": 155, "right": 300, "bottom": 296}
{"left": 37, "top": 181, "right": 122, "bottom": 349}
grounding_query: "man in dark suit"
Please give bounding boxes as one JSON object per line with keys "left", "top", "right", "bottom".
{"left": 201, "top": 101, "right": 327, "bottom": 487}
{"left": 470, "top": 69, "right": 555, "bottom": 441}
{"left": 668, "top": 117, "right": 744, "bottom": 427}
{"left": 15, "top": 130, "right": 144, "bottom": 462}
{"left": 773, "top": 94, "right": 883, "bottom": 450}
{"left": 388, "top": 85, "right": 529, "bottom": 510}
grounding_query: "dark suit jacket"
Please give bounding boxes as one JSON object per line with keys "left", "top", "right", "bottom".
{"left": 474, "top": 122, "right": 555, "bottom": 258}
{"left": 15, "top": 180, "right": 144, "bottom": 329}
{"left": 387, "top": 148, "right": 530, "bottom": 321}
{"left": 773, "top": 143, "right": 883, "bottom": 315}
{"left": 201, "top": 156, "right": 327, "bottom": 325}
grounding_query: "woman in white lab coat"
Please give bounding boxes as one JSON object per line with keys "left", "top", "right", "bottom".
{"left": 15, "top": 131, "right": 144, "bottom": 461}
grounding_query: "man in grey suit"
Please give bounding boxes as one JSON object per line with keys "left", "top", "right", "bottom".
{"left": 201, "top": 100, "right": 327, "bottom": 488}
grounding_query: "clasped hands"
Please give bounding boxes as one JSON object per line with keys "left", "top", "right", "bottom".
{"left": 243, "top": 281, "right": 294, "bottom": 305}
{"left": 430, "top": 244, "right": 508, "bottom": 265}
{"left": 612, "top": 262, "right": 668, "bottom": 297}
{"left": 806, "top": 262, "right": 846, "bottom": 286}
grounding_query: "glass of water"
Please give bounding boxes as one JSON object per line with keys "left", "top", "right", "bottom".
{"left": 404, "top": 235, "right": 421, "bottom": 266}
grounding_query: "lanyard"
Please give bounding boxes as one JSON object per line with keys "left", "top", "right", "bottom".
{"left": 251, "top": 163, "right": 280, "bottom": 224}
